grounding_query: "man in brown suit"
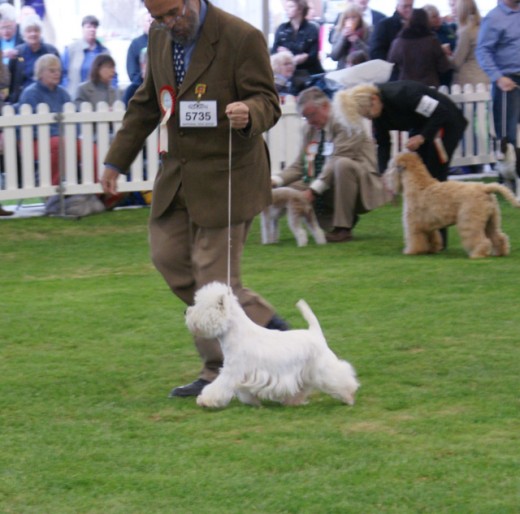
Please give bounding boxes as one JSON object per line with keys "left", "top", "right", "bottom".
{"left": 101, "top": 0, "right": 285, "bottom": 397}
{"left": 272, "top": 87, "right": 389, "bottom": 242}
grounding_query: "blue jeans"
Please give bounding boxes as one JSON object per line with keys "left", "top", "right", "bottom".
{"left": 492, "top": 74, "right": 520, "bottom": 145}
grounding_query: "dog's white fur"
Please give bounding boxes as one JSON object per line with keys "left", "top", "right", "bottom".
{"left": 495, "top": 139, "right": 520, "bottom": 199}
{"left": 384, "top": 152, "right": 520, "bottom": 258}
{"left": 185, "top": 282, "right": 359, "bottom": 408}
{"left": 261, "top": 187, "right": 326, "bottom": 247}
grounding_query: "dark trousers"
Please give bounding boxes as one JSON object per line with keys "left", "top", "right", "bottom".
{"left": 416, "top": 117, "right": 468, "bottom": 182}
{"left": 492, "top": 75, "right": 520, "bottom": 146}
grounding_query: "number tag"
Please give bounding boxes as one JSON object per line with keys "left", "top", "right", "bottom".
{"left": 179, "top": 101, "right": 217, "bottom": 127}
{"left": 415, "top": 95, "right": 439, "bottom": 118}
{"left": 323, "top": 142, "right": 334, "bottom": 156}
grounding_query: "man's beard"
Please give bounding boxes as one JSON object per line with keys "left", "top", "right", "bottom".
{"left": 169, "top": 8, "right": 199, "bottom": 45}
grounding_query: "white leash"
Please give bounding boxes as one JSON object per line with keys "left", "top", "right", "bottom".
{"left": 227, "top": 123, "right": 232, "bottom": 290}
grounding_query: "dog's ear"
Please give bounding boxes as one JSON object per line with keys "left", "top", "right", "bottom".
{"left": 217, "top": 294, "right": 226, "bottom": 312}
{"left": 217, "top": 291, "right": 233, "bottom": 314}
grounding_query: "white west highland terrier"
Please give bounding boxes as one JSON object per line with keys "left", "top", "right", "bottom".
{"left": 185, "top": 282, "right": 359, "bottom": 408}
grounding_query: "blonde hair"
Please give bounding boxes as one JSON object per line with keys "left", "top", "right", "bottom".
{"left": 34, "top": 54, "right": 61, "bottom": 80}
{"left": 333, "top": 84, "right": 379, "bottom": 133}
{"left": 455, "top": 0, "right": 481, "bottom": 28}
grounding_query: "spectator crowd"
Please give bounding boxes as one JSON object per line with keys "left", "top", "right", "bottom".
{"left": 0, "top": 0, "right": 519, "bottom": 218}
{"left": 267, "top": 0, "right": 520, "bottom": 243}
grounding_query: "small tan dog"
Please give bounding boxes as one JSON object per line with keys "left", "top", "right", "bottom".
{"left": 384, "top": 152, "right": 520, "bottom": 258}
{"left": 261, "top": 187, "right": 326, "bottom": 247}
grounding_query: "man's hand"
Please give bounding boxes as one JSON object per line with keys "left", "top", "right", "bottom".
{"left": 497, "top": 76, "right": 518, "bottom": 92}
{"left": 303, "top": 189, "right": 315, "bottom": 203}
{"left": 100, "top": 167, "right": 120, "bottom": 196}
{"left": 226, "top": 102, "right": 250, "bottom": 130}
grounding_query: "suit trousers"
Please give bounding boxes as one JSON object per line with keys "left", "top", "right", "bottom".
{"left": 289, "top": 157, "right": 365, "bottom": 229}
{"left": 149, "top": 186, "right": 275, "bottom": 381}
{"left": 328, "top": 157, "right": 366, "bottom": 229}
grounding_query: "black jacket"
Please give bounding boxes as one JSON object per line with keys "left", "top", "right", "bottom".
{"left": 373, "top": 81, "right": 468, "bottom": 174}
{"left": 369, "top": 11, "right": 404, "bottom": 60}
{"left": 272, "top": 19, "right": 324, "bottom": 75}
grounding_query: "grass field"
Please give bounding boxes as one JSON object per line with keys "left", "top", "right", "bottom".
{"left": 1, "top": 201, "right": 519, "bottom": 513}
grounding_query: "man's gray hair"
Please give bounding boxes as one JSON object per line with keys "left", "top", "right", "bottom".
{"left": 21, "top": 14, "right": 43, "bottom": 33}
{"left": 296, "top": 86, "right": 330, "bottom": 114}
{"left": 0, "top": 3, "right": 17, "bottom": 22}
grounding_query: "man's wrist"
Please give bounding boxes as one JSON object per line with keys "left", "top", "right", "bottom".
{"left": 104, "top": 163, "right": 122, "bottom": 174}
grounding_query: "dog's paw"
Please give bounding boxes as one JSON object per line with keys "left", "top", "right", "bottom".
{"left": 196, "top": 388, "right": 235, "bottom": 408}
{"left": 236, "top": 390, "right": 262, "bottom": 407}
{"left": 314, "top": 232, "right": 327, "bottom": 245}
{"left": 196, "top": 395, "right": 211, "bottom": 408}
{"left": 282, "top": 391, "right": 309, "bottom": 406}
{"left": 196, "top": 394, "right": 227, "bottom": 408}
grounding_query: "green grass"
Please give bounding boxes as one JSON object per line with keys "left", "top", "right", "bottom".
{"left": 1, "top": 202, "right": 519, "bottom": 514}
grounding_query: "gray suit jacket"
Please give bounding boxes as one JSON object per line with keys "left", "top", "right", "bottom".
{"left": 104, "top": 1, "right": 281, "bottom": 226}
{"left": 278, "top": 117, "right": 389, "bottom": 212}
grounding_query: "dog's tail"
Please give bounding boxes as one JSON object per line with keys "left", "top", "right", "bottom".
{"left": 483, "top": 184, "right": 520, "bottom": 207}
{"left": 296, "top": 299, "right": 324, "bottom": 335}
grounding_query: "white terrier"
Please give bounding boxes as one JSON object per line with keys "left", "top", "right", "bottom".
{"left": 495, "top": 138, "right": 520, "bottom": 198}
{"left": 261, "top": 187, "right": 326, "bottom": 247}
{"left": 185, "top": 282, "right": 359, "bottom": 408}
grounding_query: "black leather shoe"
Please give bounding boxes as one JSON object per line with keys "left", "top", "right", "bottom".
{"left": 265, "top": 314, "right": 290, "bottom": 331}
{"left": 326, "top": 227, "right": 353, "bottom": 243}
{"left": 168, "top": 378, "right": 210, "bottom": 398}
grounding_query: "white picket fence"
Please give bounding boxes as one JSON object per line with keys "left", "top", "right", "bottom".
{"left": 0, "top": 100, "right": 159, "bottom": 202}
{"left": 0, "top": 84, "right": 500, "bottom": 203}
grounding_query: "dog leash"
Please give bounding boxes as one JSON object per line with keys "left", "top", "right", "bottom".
{"left": 227, "top": 123, "right": 232, "bottom": 290}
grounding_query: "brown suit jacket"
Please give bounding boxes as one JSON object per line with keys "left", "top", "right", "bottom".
{"left": 278, "top": 117, "right": 389, "bottom": 212}
{"left": 104, "top": 2, "right": 281, "bottom": 226}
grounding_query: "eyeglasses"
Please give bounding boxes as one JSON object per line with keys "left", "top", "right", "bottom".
{"left": 301, "top": 106, "right": 320, "bottom": 122}
{"left": 152, "top": 1, "right": 187, "bottom": 28}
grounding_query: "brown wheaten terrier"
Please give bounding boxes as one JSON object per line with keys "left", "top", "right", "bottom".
{"left": 384, "top": 152, "right": 520, "bottom": 259}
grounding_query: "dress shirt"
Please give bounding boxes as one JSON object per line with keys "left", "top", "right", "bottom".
{"left": 476, "top": 1, "right": 520, "bottom": 82}
{"left": 179, "top": 0, "right": 208, "bottom": 72}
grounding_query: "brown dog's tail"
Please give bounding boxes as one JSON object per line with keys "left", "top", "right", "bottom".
{"left": 483, "top": 184, "right": 520, "bottom": 208}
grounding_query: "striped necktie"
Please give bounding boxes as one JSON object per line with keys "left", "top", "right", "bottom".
{"left": 314, "top": 130, "right": 325, "bottom": 177}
